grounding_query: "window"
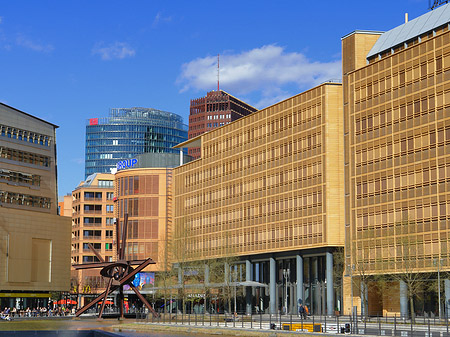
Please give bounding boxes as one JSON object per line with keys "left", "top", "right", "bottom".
{"left": 99, "top": 180, "right": 113, "bottom": 188}
{"left": 106, "top": 192, "right": 114, "bottom": 199}
{"left": 106, "top": 205, "right": 114, "bottom": 213}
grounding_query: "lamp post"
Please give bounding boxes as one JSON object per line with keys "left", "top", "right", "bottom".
{"left": 434, "top": 258, "right": 443, "bottom": 319}
{"left": 283, "top": 269, "right": 290, "bottom": 314}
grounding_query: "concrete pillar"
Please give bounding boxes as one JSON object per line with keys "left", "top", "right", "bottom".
{"left": 246, "top": 260, "right": 252, "bottom": 315}
{"left": 255, "top": 263, "right": 260, "bottom": 282}
{"left": 269, "top": 257, "right": 276, "bottom": 314}
{"left": 179, "top": 149, "right": 183, "bottom": 166}
{"left": 445, "top": 279, "right": 450, "bottom": 318}
{"left": 296, "top": 255, "right": 304, "bottom": 309}
{"left": 313, "top": 257, "right": 319, "bottom": 314}
{"left": 400, "top": 280, "right": 408, "bottom": 318}
{"left": 326, "top": 252, "right": 334, "bottom": 316}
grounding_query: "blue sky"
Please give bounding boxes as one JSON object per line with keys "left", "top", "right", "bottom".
{"left": 0, "top": 0, "right": 429, "bottom": 195}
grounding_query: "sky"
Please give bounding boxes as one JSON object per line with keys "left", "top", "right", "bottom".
{"left": 0, "top": 0, "right": 431, "bottom": 196}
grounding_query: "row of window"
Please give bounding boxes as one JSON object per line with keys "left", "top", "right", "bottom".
{"left": 72, "top": 229, "right": 113, "bottom": 239}
{"left": 202, "top": 107, "right": 322, "bottom": 158}
{"left": 116, "top": 175, "right": 160, "bottom": 197}
{"left": 206, "top": 114, "right": 231, "bottom": 120}
{"left": 0, "top": 190, "right": 51, "bottom": 208}
{"left": 0, "top": 124, "right": 52, "bottom": 147}
{"left": 185, "top": 154, "right": 322, "bottom": 188}
{"left": 185, "top": 166, "right": 322, "bottom": 208}
{"left": 206, "top": 122, "right": 229, "bottom": 128}
{"left": 0, "top": 168, "right": 40, "bottom": 187}
{"left": 0, "top": 146, "right": 50, "bottom": 167}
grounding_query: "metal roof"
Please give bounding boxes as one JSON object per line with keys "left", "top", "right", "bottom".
{"left": 367, "top": 3, "right": 450, "bottom": 59}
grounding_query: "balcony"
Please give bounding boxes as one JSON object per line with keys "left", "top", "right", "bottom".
{"left": 83, "top": 210, "right": 103, "bottom": 214}
{"left": 83, "top": 235, "right": 102, "bottom": 240}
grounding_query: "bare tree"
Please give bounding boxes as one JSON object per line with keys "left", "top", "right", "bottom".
{"left": 389, "top": 220, "right": 429, "bottom": 322}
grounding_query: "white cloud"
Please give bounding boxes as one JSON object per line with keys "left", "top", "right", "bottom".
{"left": 153, "top": 11, "right": 172, "bottom": 28}
{"left": 177, "top": 45, "right": 341, "bottom": 108}
{"left": 92, "top": 42, "right": 135, "bottom": 61}
{"left": 16, "top": 34, "right": 54, "bottom": 53}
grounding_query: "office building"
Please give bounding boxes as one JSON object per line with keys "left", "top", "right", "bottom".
{"left": 175, "top": 82, "right": 344, "bottom": 315}
{"left": 342, "top": 4, "right": 450, "bottom": 316}
{"left": 0, "top": 103, "right": 71, "bottom": 309}
{"left": 114, "top": 152, "right": 190, "bottom": 300}
{"left": 85, "top": 107, "right": 188, "bottom": 177}
{"left": 70, "top": 173, "right": 115, "bottom": 304}
{"left": 188, "top": 90, "right": 257, "bottom": 159}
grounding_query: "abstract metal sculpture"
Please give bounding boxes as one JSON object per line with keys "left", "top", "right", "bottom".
{"left": 73, "top": 214, "right": 158, "bottom": 318}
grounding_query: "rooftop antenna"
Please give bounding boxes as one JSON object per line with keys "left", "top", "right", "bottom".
{"left": 217, "top": 54, "right": 220, "bottom": 92}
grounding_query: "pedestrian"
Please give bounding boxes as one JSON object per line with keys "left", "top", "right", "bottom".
{"left": 299, "top": 304, "right": 304, "bottom": 318}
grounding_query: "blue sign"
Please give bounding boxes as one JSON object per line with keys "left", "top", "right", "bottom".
{"left": 116, "top": 158, "right": 138, "bottom": 170}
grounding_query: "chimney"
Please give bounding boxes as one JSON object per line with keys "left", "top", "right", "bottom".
{"left": 405, "top": 13, "right": 408, "bottom": 23}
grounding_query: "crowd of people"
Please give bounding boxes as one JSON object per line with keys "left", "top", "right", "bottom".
{"left": 1, "top": 306, "right": 76, "bottom": 320}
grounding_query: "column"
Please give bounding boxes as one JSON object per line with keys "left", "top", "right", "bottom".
{"left": 445, "top": 279, "right": 450, "bottom": 318}
{"left": 313, "top": 257, "right": 319, "bottom": 314}
{"left": 326, "top": 252, "right": 334, "bottom": 316}
{"left": 269, "top": 257, "right": 276, "bottom": 314}
{"left": 255, "top": 263, "right": 260, "bottom": 313}
{"left": 179, "top": 149, "right": 184, "bottom": 166}
{"left": 400, "top": 280, "right": 408, "bottom": 319}
{"left": 296, "top": 254, "right": 304, "bottom": 311}
{"left": 246, "top": 260, "right": 252, "bottom": 315}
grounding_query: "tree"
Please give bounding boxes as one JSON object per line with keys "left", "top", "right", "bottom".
{"left": 389, "top": 219, "right": 430, "bottom": 322}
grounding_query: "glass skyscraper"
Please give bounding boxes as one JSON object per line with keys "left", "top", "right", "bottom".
{"left": 85, "top": 107, "right": 188, "bottom": 177}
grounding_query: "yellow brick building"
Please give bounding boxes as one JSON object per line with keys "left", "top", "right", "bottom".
{"left": 175, "top": 82, "right": 344, "bottom": 315}
{"left": 343, "top": 5, "right": 450, "bottom": 317}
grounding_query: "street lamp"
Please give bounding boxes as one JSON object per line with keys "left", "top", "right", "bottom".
{"left": 283, "top": 269, "right": 290, "bottom": 314}
{"left": 434, "top": 258, "right": 443, "bottom": 320}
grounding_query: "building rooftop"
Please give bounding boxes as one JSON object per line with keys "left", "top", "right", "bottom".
{"left": 367, "top": 3, "right": 450, "bottom": 59}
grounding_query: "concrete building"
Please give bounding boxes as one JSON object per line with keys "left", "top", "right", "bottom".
{"left": 70, "top": 173, "right": 115, "bottom": 304}
{"left": 188, "top": 91, "right": 257, "bottom": 159}
{"left": 342, "top": 4, "right": 450, "bottom": 316}
{"left": 175, "top": 82, "right": 344, "bottom": 315}
{"left": 0, "top": 102, "right": 71, "bottom": 309}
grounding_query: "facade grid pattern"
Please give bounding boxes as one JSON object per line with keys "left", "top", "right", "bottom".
{"left": 175, "top": 83, "right": 344, "bottom": 261}
{"left": 344, "top": 27, "right": 450, "bottom": 276}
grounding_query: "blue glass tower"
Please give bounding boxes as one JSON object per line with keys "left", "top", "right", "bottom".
{"left": 85, "top": 107, "right": 188, "bottom": 177}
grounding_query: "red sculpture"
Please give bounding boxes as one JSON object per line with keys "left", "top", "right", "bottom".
{"left": 73, "top": 214, "right": 158, "bottom": 318}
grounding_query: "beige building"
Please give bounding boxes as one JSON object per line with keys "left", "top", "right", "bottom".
{"left": 174, "top": 82, "right": 344, "bottom": 315}
{"left": 343, "top": 5, "right": 450, "bottom": 317}
{"left": 70, "top": 173, "right": 115, "bottom": 303}
{"left": 0, "top": 102, "right": 71, "bottom": 309}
